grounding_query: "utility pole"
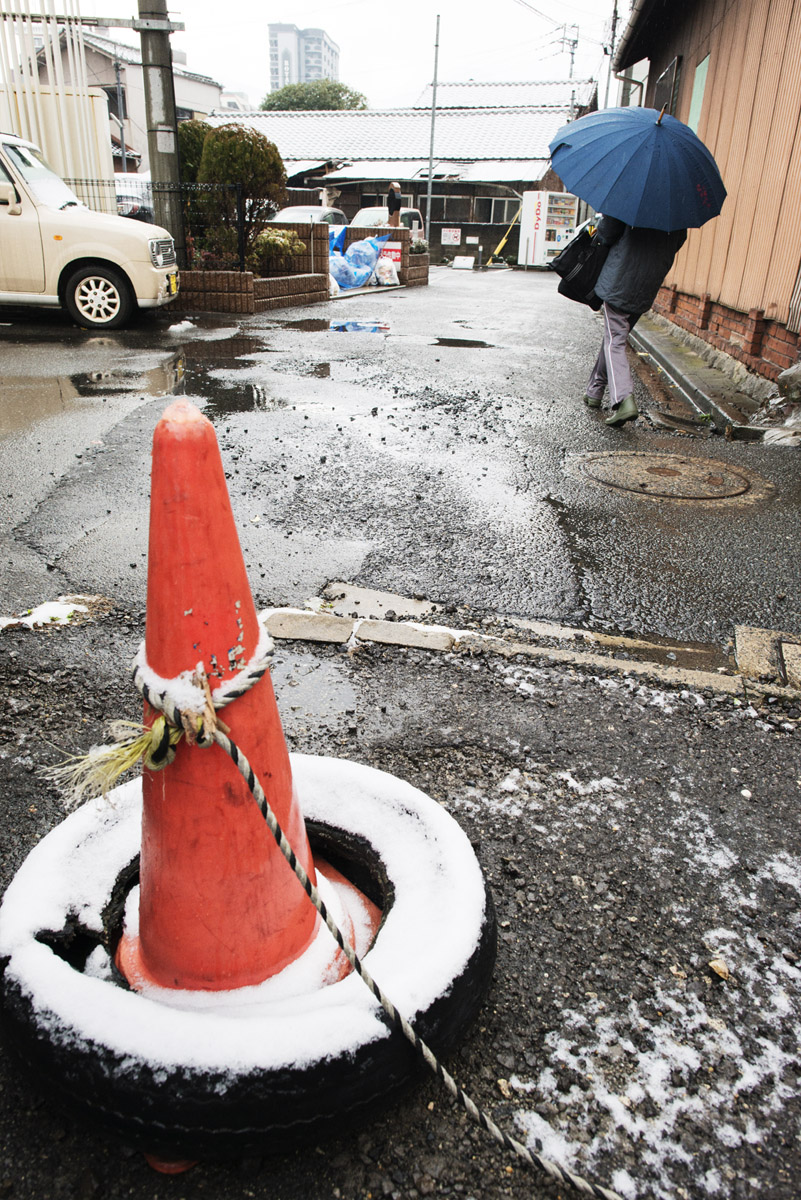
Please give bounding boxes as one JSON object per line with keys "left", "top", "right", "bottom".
{"left": 114, "top": 59, "right": 127, "bottom": 174}
{"left": 425, "top": 14, "right": 440, "bottom": 246}
{"left": 559, "top": 24, "right": 579, "bottom": 118}
{"left": 137, "top": 0, "right": 184, "bottom": 257}
{"left": 603, "top": 2, "right": 619, "bottom": 109}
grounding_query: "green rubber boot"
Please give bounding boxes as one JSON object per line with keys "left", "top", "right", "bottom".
{"left": 605, "top": 394, "right": 638, "bottom": 426}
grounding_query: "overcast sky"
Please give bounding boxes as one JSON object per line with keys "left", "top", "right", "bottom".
{"left": 81, "top": 0, "right": 627, "bottom": 110}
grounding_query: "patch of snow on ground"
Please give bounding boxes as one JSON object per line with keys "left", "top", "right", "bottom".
{"left": 557, "top": 771, "right": 620, "bottom": 797}
{"left": 0, "top": 599, "right": 88, "bottom": 629}
{"left": 487, "top": 764, "right": 801, "bottom": 1197}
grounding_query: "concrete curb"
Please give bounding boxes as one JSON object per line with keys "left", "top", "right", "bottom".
{"left": 260, "top": 607, "right": 801, "bottom": 703}
{"left": 630, "top": 318, "right": 767, "bottom": 441}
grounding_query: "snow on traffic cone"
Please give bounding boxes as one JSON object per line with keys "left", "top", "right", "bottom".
{"left": 117, "top": 399, "right": 319, "bottom": 991}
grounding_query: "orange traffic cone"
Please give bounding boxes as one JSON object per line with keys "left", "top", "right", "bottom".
{"left": 117, "top": 400, "right": 319, "bottom": 991}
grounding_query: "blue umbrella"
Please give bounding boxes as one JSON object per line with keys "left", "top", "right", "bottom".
{"left": 549, "top": 106, "right": 726, "bottom": 231}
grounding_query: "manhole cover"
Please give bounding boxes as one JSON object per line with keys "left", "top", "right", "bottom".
{"left": 573, "top": 452, "right": 772, "bottom": 503}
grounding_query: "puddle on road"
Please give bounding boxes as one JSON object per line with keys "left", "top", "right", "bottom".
{"left": 277, "top": 318, "right": 331, "bottom": 332}
{"left": 434, "top": 337, "right": 493, "bottom": 349}
{"left": 71, "top": 353, "right": 185, "bottom": 397}
{"left": 200, "top": 378, "right": 286, "bottom": 417}
{"left": 273, "top": 317, "right": 390, "bottom": 334}
{"left": 329, "top": 319, "right": 390, "bottom": 333}
{"left": 178, "top": 334, "right": 284, "bottom": 416}
{"left": 181, "top": 335, "right": 269, "bottom": 363}
{"left": 0, "top": 354, "right": 185, "bottom": 437}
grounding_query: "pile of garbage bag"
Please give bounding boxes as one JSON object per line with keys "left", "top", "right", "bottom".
{"left": 329, "top": 232, "right": 399, "bottom": 294}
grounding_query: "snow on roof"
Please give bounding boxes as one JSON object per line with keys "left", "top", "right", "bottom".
{"left": 320, "top": 158, "right": 551, "bottom": 185}
{"left": 207, "top": 106, "right": 574, "bottom": 163}
{"left": 458, "top": 159, "right": 551, "bottom": 183}
{"left": 413, "top": 79, "right": 597, "bottom": 109}
{"left": 318, "top": 160, "right": 462, "bottom": 182}
{"left": 284, "top": 159, "right": 337, "bottom": 176}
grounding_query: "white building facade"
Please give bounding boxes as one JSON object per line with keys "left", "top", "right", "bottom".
{"left": 268, "top": 24, "right": 339, "bottom": 92}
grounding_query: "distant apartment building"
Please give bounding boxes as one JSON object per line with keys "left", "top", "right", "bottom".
{"left": 268, "top": 24, "right": 339, "bottom": 91}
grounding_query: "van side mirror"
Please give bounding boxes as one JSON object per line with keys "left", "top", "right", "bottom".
{"left": 0, "top": 181, "right": 21, "bottom": 214}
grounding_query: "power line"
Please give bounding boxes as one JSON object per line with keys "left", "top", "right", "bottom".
{"left": 510, "top": 0, "right": 563, "bottom": 26}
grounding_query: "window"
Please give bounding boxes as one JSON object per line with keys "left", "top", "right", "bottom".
{"left": 475, "top": 196, "right": 518, "bottom": 223}
{"left": 361, "top": 191, "right": 414, "bottom": 208}
{"left": 687, "top": 55, "right": 709, "bottom": 133}
{"left": 419, "top": 194, "right": 472, "bottom": 222}
{"left": 101, "top": 85, "right": 127, "bottom": 120}
{"left": 653, "top": 56, "right": 682, "bottom": 116}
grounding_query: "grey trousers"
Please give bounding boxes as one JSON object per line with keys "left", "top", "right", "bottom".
{"left": 586, "top": 302, "right": 639, "bottom": 409}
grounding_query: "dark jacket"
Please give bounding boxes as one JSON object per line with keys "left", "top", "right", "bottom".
{"left": 594, "top": 215, "right": 687, "bottom": 315}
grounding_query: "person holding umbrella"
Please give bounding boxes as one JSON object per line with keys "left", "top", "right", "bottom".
{"left": 549, "top": 106, "right": 727, "bottom": 427}
{"left": 584, "top": 217, "right": 687, "bottom": 425}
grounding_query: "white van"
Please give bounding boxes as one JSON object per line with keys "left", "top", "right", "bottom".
{"left": 0, "top": 132, "right": 178, "bottom": 329}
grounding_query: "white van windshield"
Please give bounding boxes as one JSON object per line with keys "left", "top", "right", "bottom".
{"left": 2, "top": 141, "right": 83, "bottom": 209}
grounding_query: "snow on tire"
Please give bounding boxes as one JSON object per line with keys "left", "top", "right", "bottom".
{"left": 0, "top": 755, "right": 496, "bottom": 1160}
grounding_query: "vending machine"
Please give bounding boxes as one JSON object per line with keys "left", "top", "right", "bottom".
{"left": 517, "top": 191, "right": 579, "bottom": 267}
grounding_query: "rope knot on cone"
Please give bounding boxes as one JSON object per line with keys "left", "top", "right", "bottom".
{"left": 45, "top": 633, "right": 274, "bottom": 806}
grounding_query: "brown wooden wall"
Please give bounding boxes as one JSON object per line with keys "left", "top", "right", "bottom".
{"left": 643, "top": 0, "right": 801, "bottom": 327}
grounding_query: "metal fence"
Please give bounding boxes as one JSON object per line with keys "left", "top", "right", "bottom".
{"left": 65, "top": 179, "right": 262, "bottom": 271}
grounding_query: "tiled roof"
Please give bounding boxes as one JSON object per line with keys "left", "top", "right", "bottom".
{"left": 413, "top": 80, "right": 596, "bottom": 109}
{"left": 81, "top": 30, "right": 221, "bottom": 87}
{"left": 207, "top": 106, "right": 574, "bottom": 162}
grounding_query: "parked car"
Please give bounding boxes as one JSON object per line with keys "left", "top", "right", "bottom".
{"left": 0, "top": 133, "right": 178, "bottom": 329}
{"left": 350, "top": 206, "right": 425, "bottom": 234}
{"left": 115, "top": 174, "right": 154, "bottom": 223}
{"left": 269, "top": 205, "right": 347, "bottom": 226}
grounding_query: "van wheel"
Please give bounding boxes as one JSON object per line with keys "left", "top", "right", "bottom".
{"left": 64, "top": 266, "right": 134, "bottom": 330}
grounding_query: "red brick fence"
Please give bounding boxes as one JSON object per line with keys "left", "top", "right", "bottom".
{"left": 179, "top": 224, "right": 429, "bottom": 316}
{"left": 653, "top": 284, "right": 800, "bottom": 382}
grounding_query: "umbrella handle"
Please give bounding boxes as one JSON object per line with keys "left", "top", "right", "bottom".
{"left": 656, "top": 104, "right": 667, "bottom": 125}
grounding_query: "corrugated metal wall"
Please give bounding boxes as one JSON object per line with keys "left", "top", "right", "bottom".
{"left": 0, "top": 0, "right": 112, "bottom": 180}
{"left": 649, "top": 0, "right": 801, "bottom": 326}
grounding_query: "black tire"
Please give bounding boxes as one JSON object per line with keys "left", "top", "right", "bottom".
{"left": 63, "top": 264, "right": 134, "bottom": 329}
{"left": 0, "top": 758, "right": 496, "bottom": 1161}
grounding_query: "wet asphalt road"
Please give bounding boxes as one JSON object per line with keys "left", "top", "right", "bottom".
{"left": 2, "top": 266, "right": 800, "bottom": 645}
{"left": 1, "top": 270, "right": 801, "bottom": 1200}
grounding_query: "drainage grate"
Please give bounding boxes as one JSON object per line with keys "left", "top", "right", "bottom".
{"left": 572, "top": 452, "right": 773, "bottom": 503}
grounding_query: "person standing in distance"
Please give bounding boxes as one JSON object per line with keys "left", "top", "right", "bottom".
{"left": 387, "top": 182, "right": 402, "bottom": 228}
{"left": 585, "top": 216, "right": 687, "bottom": 426}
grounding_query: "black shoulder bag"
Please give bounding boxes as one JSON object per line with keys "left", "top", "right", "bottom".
{"left": 548, "top": 228, "right": 609, "bottom": 310}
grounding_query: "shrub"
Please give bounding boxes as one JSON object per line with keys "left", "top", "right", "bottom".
{"left": 410, "top": 238, "right": 429, "bottom": 255}
{"left": 177, "top": 120, "right": 211, "bottom": 184}
{"left": 197, "top": 125, "right": 287, "bottom": 250}
{"left": 247, "top": 227, "right": 306, "bottom": 275}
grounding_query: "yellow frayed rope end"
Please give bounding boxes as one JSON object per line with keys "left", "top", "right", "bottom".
{"left": 44, "top": 716, "right": 187, "bottom": 808}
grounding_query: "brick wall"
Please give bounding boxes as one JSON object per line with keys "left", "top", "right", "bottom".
{"left": 652, "top": 285, "right": 801, "bottom": 383}
{"left": 179, "top": 222, "right": 427, "bottom": 312}
{"left": 179, "top": 269, "right": 327, "bottom": 314}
